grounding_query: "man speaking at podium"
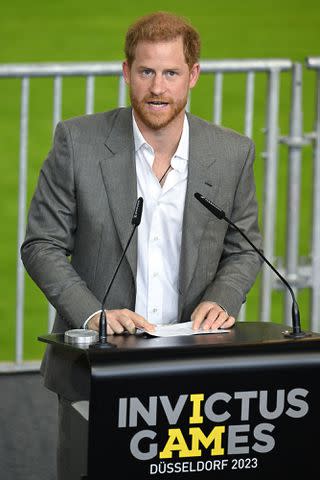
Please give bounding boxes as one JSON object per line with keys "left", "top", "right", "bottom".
{"left": 21, "top": 11, "right": 263, "bottom": 480}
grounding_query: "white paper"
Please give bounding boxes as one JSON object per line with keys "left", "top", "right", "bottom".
{"left": 139, "top": 321, "right": 230, "bottom": 337}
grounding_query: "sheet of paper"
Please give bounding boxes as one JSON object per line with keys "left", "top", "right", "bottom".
{"left": 139, "top": 321, "right": 230, "bottom": 337}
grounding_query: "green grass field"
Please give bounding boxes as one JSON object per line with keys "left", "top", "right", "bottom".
{"left": 1, "top": 0, "right": 320, "bottom": 362}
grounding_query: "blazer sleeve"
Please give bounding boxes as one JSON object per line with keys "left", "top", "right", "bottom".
{"left": 201, "top": 140, "right": 263, "bottom": 317}
{"left": 20, "top": 121, "right": 101, "bottom": 329}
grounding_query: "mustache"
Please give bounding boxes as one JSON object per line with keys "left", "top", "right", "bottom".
{"left": 143, "top": 97, "right": 172, "bottom": 103}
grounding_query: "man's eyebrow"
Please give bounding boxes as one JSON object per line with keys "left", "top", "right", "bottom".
{"left": 137, "top": 65, "right": 182, "bottom": 71}
{"left": 137, "top": 65, "right": 154, "bottom": 70}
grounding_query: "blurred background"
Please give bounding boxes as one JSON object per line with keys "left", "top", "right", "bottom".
{"left": 1, "top": 0, "right": 320, "bottom": 363}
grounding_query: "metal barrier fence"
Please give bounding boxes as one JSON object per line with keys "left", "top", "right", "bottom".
{"left": 306, "top": 57, "right": 320, "bottom": 332}
{"left": 1, "top": 57, "right": 319, "bottom": 372}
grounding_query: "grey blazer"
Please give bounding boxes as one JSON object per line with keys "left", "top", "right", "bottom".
{"left": 21, "top": 107, "right": 263, "bottom": 400}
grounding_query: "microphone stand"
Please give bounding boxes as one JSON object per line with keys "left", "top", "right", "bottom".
{"left": 194, "top": 192, "right": 309, "bottom": 338}
{"left": 93, "top": 226, "right": 138, "bottom": 349}
{"left": 91, "top": 197, "right": 144, "bottom": 349}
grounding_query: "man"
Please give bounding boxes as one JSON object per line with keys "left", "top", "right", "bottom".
{"left": 21, "top": 11, "right": 263, "bottom": 480}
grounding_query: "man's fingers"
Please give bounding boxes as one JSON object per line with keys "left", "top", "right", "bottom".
{"left": 222, "top": 316, "right": 236, "bottom": 329}
{"left": 201, "top": 306, "right": 228, "bottom": 330}
{"left": 191, "top": 301, "right": 235, "bottom": 331}
{"left": 204, "top": 312, "right": 230, "bottom": 330}
{"left": 107, "top": 314, "right": 126, "bottom": 334}
{"left": 203, "top": 311, "right": 236, "bottom": 330}
{"left": 120, "top": 309, "right": 156, "bottom": 332}
{"left": 133, "top": 317, "right": 156, "bottom": 332}
{"left": 191, "top": 302, "right": 213, "bottom": 330}
{"left": 105, "top": 309, "right": 155, "bottom": 335}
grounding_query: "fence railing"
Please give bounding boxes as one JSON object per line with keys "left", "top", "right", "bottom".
{"left": 1, "top": 57, "right": 319, "bottom": 372}
{"left": 306, "top": 57, "right": 320, "bottom": 332}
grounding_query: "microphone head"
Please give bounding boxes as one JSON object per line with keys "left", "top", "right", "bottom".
{"left": 194, "top": 192, "right": 225, "bottom": 220}
{"left": 132, "top": 197, "right": 143, "bottom": 226}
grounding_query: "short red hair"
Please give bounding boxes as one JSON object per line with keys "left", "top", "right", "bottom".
{"left": 124, "top": 11, "right": 201, "bottom": 69}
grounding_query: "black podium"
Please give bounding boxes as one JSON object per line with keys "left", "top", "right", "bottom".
{"left": 39, "top": 322, "right": 320, "bottom": 479}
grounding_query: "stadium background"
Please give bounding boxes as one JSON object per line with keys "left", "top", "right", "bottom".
{"left": 1, "top": 0, "right": 320, "bottom": 361}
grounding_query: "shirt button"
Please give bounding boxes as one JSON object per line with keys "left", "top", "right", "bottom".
{"left": 153, "top": 236, "right": 159, "bottom": 241}
{"left": 153, "top": 272, "right": 159, "bottom": 277}
{"left": 152, "top": 308, "right": 158, "bottom": 313}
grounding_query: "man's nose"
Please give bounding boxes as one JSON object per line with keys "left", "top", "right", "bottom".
{"left": 150, "top": 73, "right": 166, "bottom": 95}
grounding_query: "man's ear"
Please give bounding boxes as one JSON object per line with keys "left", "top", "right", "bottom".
{"left": 189, "top": 63, "right": 200, "bottom": 89}
{"left": 122, "top": 61, "right": 130, "bottom": 85}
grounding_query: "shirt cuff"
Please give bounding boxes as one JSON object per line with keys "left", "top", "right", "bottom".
{"left": 83, "top": 310, "right": 102, "bottom": 329}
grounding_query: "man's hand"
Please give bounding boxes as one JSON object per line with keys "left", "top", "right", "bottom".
{"left": 191, "top": 301, "right": 235, "bottom": 331}
{"left": 87, "top": 309, "right": 155, "bottom": 335}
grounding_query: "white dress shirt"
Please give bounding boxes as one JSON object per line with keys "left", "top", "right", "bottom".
{"left": 133, "top": 113, "right": 189, "bottom": 324}
{"left": 84, "top": 114, "right": 189, "bottom": 328}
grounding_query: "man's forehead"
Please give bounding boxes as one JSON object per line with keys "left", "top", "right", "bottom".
{"left": 134, "top": 37, "right": 184, "bottom": 52}
{"left": 132, "top": 38, "right": 187, "bottom": 64}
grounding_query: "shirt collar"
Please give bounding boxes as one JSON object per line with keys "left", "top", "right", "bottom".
{"left": 132, "top": 112, "right": 148, "bottom": 153}
{"left": 132, "top": 111, "right": 189, "bottom": 173}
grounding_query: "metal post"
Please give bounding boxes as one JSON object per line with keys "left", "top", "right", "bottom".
{"left": 86, "top": 75, "right": 95, "bottom": 114}
{"left": 311, "top": 70, "right": 320, "bottom": 331}
{"left": 238, "top": 71, "right": 256, "bottom": 322}
{"left": 244, "top": 71, "right": 255, "bottom": 138}
{"left": 118, "top": 75, "right": 127, "bottom": 107}
{"left": 47, "top": 76, "right": 63, "bottom": 332}
{"left": 213, "top": 72, "right": 223, "bottom": 125}
{"left": 260, "top": 69, "right": 280, "bottom": 322}
{"left": 284, "top": 63, "right": 303, "bottom": 326}
{"left": 53, "top": 75, "right": 62, "bottom": 127}
{"left": 15, "top": 77, "right": 29, "bottom": 364}
{"left": 186, "top": 92, "right": 191, "bottom": 112}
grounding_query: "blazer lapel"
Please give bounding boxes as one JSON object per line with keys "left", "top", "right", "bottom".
{"left": 178, "top": 115, "right": 221, "bottom": 313}
{"left": 99, "top": 109, "right": 224, "bottom": 312}
{"left": 99, "top": 108, "right": 138, "bottom": 278}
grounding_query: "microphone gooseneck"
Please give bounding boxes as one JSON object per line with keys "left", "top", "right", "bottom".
{"left": 92, "top": 197, "right": 144, "bottom": 349}
{"left": 194, "top": 192, "right": 307, "bottom": 338}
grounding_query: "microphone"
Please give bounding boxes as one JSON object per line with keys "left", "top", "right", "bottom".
{"left": 194, "top": 192, "right": 308, "bottom": 338}
{"left": 92, "top": 197, "right": 144, "bottom": 349}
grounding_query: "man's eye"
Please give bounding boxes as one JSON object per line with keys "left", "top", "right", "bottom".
{"left": 166, "top": 71, "right": 177, "bottom": 77}
{"left": 142, "top": 69, "right": 153, "bottom": 77}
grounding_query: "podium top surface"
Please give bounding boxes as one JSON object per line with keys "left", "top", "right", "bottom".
{"left": 39, "top": 321, "right": 320, "bottom": 362}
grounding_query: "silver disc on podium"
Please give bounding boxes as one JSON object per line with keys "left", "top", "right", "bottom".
{"left": 64, "top": 329, "right": 98, "bottom": 345}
